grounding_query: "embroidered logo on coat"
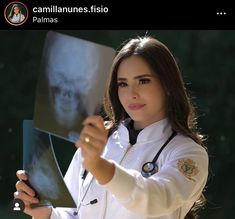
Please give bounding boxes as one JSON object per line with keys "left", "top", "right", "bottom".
{"left": 177, "top": 158, "right": 199, "bottom": 182}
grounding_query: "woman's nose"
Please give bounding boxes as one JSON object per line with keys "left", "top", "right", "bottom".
{"left": 128, "top": 86, "right": 139, "bottom": 99}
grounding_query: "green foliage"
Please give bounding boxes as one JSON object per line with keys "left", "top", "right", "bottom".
{"left": 1, "top": 30, "right": 234, "bottom": 218}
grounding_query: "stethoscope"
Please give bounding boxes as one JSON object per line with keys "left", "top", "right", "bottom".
{"left": 12, "top": 130, "right": 177, "bottom": 215}
{"left": 141, "top": 130, "right": 177, "bottom": 178}
{"left": 73, "top": 130, "right": 177, "bottom": 216}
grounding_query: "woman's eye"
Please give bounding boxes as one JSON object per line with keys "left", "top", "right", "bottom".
{"left": 117, "top": 82, "right": 127, "bottom": 87}
{"left": 139, "top": 79, "right": 150, "bottom": 84}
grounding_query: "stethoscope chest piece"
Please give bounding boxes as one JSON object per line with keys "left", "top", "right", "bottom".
{"left": 141, "top": 131, "right": 176, "bottom": 178}
{"left": 141, "top": 162, "right": 158, "bottom": 178}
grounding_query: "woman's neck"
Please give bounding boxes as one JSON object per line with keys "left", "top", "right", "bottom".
{"left": 133, "top": 116, "right": 167, "bottom": 130}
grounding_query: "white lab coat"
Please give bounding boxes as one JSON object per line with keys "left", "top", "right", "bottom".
{"left": 50, "top": 118, "right": 208, "bottom": 219}
{"left": 10, "top": 13, "right": 25, "bottom": 23}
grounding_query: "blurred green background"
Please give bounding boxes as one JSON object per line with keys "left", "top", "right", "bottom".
{"left": 0, "top": 30, "right": 234, "bottom": 218}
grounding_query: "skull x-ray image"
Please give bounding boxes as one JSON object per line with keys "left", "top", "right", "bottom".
{"left": 34, "top": 31, "right": 115, "bottom": 142}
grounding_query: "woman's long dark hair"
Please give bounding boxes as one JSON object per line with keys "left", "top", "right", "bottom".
{"left": 103, "top": 36, "right": 206, "bottom": 219}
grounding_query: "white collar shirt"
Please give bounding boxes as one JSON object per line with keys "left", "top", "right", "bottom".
{"left": 10, "top": 14, "right": 25, "bottom": 23}
{"left": 50, "top": 118, "right": 208, "bottom": 219}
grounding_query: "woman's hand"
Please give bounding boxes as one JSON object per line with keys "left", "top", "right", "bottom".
{"left": 75, "top": 115, "right": 115, "bottom": 184}
{"left": 14, "top": 170, "right": 52, "bottom": 219}
{"left": 75, "top": 115, "right": 109, "bottom": 172}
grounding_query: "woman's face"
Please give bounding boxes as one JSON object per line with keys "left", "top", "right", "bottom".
{"left": 117, "top": 55, "right": 167, "bottom": 129}
{"left": 14, "top": 6, "right": 20, "bottom": 14}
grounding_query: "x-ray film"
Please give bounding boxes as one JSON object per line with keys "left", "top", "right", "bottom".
{"left": 34, "top": 31, "right": 115, "bottom": 142}
{"left": 23, "top": 120, "right": 76, "bottom": 208}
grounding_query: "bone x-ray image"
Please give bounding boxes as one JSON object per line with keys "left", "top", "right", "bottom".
{"left": 34, "top": 31, "right": 115, "bottom": 142}
{"left": 23, "top": 120, "right": 76, "bottom": 208}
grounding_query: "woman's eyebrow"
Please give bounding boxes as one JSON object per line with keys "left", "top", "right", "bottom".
{"left": 117, "top": 74, "right": 153, "bottom": 81}
{"left": 134, "top": 74, "right": 153, "bottom": 79}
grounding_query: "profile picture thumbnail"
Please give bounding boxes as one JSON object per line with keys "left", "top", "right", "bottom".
{"left": 4, "top": 1, "right": 28, "bottom": 26}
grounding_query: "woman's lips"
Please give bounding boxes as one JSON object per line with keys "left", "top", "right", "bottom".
{"left": 128, "top": 103, "right": 145, "bottom": 110}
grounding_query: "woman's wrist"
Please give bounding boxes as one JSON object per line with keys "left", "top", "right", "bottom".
{"left": 90, "top": 158, "right": 115, "bottom": 185}
{"left": 32, "top": 207, "right": 52, "bottom": 219}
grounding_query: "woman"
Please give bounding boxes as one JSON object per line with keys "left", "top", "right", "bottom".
{"left": 15, "top": 36, "right": 208, "bottom": 219}
{"left": 8, "top": 4, "right": 25, "bottom": 24}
